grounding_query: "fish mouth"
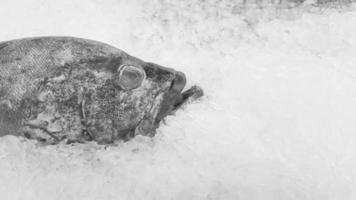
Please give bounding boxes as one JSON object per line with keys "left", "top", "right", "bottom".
{"left": 154, "top": 71, "right": 203, "bottom": 125}
{"left": 171, "top": 71, "right": 204, "bottom": 111}
{"left": 127, "top": 70, "right": 203, "bottom": 140}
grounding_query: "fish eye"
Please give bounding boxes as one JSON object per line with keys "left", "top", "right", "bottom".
{"left": 115, "top": 65, "right": 145, "bottom": 90}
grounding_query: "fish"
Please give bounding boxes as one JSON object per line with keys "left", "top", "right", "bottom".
{"left": 0, "top": 37, "right": 203, "bottom": 144}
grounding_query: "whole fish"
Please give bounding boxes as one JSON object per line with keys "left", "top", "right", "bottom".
{"left": 0, "top": 37, "right": 203, "bottom": 144}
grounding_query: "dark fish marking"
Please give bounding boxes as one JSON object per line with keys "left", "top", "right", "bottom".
{"left": 0, "top": 103, "right": 23, "bottom": 136}
{"left": 0, "top": 43, "right": 8, "bottom": 51}
{"left": 0, "top": 88, "right": 7, "bottom": 99}
{"left": 23, "top": 123, "right": 61, "bottom": 142}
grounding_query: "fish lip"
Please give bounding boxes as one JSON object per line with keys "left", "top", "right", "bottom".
{"left": 170, "top": 71, "right": 188, "bottom": 111}
{"left": 151, "top": 71, "right": 186, "bottom": 125}
{"left": 169, "top": 72, "right": 204, "bottom": 113}
{"left": 153, "top": 70, "right": 203, "bottom": 126}
{"left": 170, "top": 71, "right": 187, "bottom": 94}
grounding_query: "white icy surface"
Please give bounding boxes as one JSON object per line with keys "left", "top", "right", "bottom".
{"left": 1, "top": 0, "right": 356, "bottom": 199}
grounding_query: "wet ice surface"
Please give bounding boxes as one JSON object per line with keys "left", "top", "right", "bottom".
{"left": 1, "top": 0, "right": 356, "bottom": 199}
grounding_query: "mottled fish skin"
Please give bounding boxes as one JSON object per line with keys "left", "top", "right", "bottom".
{"left": 0, "top": 37, "right": 203, "bottom": 144}
{"left": 1, "top": 38, "right": 127, "bottom": 98}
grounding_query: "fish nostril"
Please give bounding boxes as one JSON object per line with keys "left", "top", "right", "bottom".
{"left": 171, "top": 71, "right": 186, "bottom": 93}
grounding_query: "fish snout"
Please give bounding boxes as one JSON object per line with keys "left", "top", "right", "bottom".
{"left": 170, "top": 71, "right": 186, "bottom": 93}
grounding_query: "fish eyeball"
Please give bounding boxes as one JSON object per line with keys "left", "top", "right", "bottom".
{"left": 115, "top": 65, "right": 145, "bottom": 90}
